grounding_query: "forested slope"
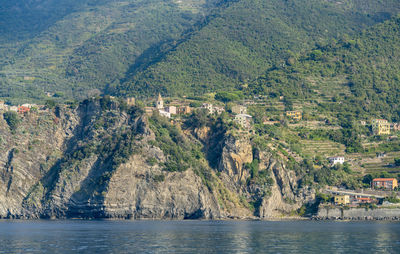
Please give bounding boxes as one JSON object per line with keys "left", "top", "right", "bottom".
{"left": 247, "top": 14, "right": 400, "bottom": 121}
{"left": 0, "top": 0, "right": 217, "bottom": 103}
{"left": 118, "top": 0, "right": 400, "bottom": 97}
{"left": 1, "top": 0, "right": 400, "bottom": 102}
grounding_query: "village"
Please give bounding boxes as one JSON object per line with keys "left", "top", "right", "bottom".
{"left": 1, "top": 93, "right": 399, "bottom": 211}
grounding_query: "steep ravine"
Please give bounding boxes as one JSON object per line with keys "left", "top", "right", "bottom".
{"left": 0, "top": 99, "right": 314, "bottom": 219}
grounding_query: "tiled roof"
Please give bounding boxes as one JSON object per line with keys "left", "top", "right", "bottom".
{"left": 372, "top": 178, "right": 396, "bottom": 182}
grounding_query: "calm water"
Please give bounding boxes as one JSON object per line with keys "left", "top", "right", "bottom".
{"left": 0, "top": 220, "right": 399, "bottom": 253}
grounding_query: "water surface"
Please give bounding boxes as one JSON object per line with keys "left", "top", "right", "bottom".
{"left": 0, "top": 220, "right": 399, "bottom": 253}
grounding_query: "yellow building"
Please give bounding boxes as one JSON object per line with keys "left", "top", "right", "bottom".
{"left": 372, "top": 119, "right": 390, "bottom": 135}
{"left": 286, "top": 111, "right": 302, "bottom": 121}
{"left": 126, "top": 97, "right": 135, "bottom": 106}
{"left": 334, "top": 195, "right": 350, "bottom": 205}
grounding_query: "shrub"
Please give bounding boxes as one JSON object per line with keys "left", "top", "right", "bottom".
{"left": 3, "top": 111, "right": 20, "bottom": 131}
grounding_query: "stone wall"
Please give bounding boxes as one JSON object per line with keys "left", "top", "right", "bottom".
{"left": 316, "top": 206, "right": 400, "bottom": 220}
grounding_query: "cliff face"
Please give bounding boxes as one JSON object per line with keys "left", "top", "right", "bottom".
{"left": 0, "top": 99, "right": 313, "bottom": 219}
{"left": 215, "top": 131, "right": 314, "bottom": 218}
{"left": 0, "top": 107, "right": 77, "bottom": 217}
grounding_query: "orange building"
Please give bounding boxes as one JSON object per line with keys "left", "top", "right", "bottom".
{"left": 355, "top": 197, "right": 374, "bottom": 204}
{"left": 372, "top": 178, "right": 398, "bottom": 190}
{"left": 17, "top": 105, "right": 30, "bottom": 114}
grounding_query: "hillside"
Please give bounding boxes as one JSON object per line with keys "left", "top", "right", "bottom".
{"left": 117, "top": 0, "right": 400, "bottom": 97}
{"left": 247, "top": 14, "right": 400, "bottom": 120}
{"left": 0, "top": 0, "right": 217, "bottom": 103}
{"left": 1, "top": 0, "right": 400, "bottom": 102}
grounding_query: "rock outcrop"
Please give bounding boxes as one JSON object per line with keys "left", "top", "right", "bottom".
{"left": 219, "top": 133, "right": 253, "bottom": 183}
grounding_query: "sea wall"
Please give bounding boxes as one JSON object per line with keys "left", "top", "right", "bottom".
{"left": 316, "top": 206, "right": 400, "bottom": 220}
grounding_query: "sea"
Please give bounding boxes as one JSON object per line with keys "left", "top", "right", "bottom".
{"left": 0, "top": 220, "right": 399, "bottom": 253}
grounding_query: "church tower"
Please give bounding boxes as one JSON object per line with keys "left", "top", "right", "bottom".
{"left": 156, "top": 93, "right": 164, "bottom": 109}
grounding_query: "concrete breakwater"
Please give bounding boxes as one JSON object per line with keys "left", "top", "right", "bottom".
{"left": 315, "top": 207, "right": 400, "bottom": 220}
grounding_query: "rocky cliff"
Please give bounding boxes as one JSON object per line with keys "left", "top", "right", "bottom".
{"left": 0, "top": 98, "right": 314, "bottom": 219}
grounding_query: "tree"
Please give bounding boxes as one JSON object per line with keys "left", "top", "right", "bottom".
{"left": 185, "top": 109, "right": 209, "bottom": 129}
{"left": 45, "top": 100, "right": 57, "bottom": 109}
{"left": 3, "top": 111, "right": 20, "bottom": 131}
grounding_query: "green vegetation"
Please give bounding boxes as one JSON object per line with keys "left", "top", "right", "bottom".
{"left": 384, "top": 193, "right": 400, "bottom": 203}
{"left": 215, "top": 91, "right": 244, "bottom": 103}
{"left": 149, "top": 112, "right": 204, "bottom": 172}
{"left": 2, "top": 1, "right": 400, "bottom": 102}
{"left": 34, "top": 97, "right": 145, "bottom": 203}
{"left": 0, "top": 0, "right": 215, "bottom": 102}
{"left": 3, "top": 111, "right": 20, "bottom": 131}
{"left": 248, "top": 15, "right": 400, "bottom": 120}
{"left": 118, "top": 0, "right": 400, "bottom": 97}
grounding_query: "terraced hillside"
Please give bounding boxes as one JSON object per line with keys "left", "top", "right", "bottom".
{"left": 2, "top": 0, "right": 400, "bottom": 102}
{"left": 0, "top": 0, "right": 217, "bottom": 103}
{"left": 118, "top": 0, "right": 400, "bottom": 97}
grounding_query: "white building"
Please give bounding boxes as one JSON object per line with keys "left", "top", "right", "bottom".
{"left": 201, "top": 103, "right": 225, "bottom": 115}
{"left": 213, "top": 106, "right": 225, "bottom": 115}
{"left": 21, "top": 103, "right": 36, "bottom": 109}
{"left": 329, "top": 156, "right": 345, "bottom": 166}
{"left": 201, "top": 103, "right": 214, "bottom": 114}
{"left": 234, "top": 114, "right": 252, "bottom": 129}
{"left": 8, "top": 106, "right": 18, "bottom": 112}
{"left": 159, "top": 110, "right": 171, "bottom": 118}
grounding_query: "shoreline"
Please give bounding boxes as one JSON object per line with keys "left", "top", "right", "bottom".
{"left": 1, "top": 216, "right": 400, "bottom": 222}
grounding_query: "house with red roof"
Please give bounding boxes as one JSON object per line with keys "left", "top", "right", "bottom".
{"left": 17, "top": 105, "right": 30, "bottom": 114}
{"left": 372, "top": 178, "right": 398, "bottom": 190}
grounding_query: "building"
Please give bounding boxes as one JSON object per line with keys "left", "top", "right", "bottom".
{"left": 201, "top": 103, "right": 214, "bottom": 114}
{"left": 372, "top": 178, "right": 398, "bottom": 190}
{"left": 334, "top": 195, "right": 350, "bottom": 205}
{"left": 18, "top": 105, "right": 30, "bottom": 114}
{"left": 21, "top": 103, "right": 35, "bottom": 109}
{"left": 201, "top": 103, "right": 224, "bottom": 115}
{"left": 285, "top": 111, "right": 302, "bottom": 121}
{"left": 126, "top": 97, "right": 135, "bottom": 106}
{"left": 372, "top": 119, "right": 390, "bottom": 135}
{"left": 262, "top": 117, "right": 279, "bottom": 125}
{"left": 372, "top": 119, "right": 388, "bottom": 125}
{"left": 0, "top": 101, "right": 7, "bottom": 111}
{"left": 165, "top": 106, "right": 177, "bottom": 115}
{"left": 376, "top": 152, "right": 386, "bottom": 159}
{"left": 329, "top": 156, "right": 345, "bottom": 166}
{"left": 177, "top": 106, "right": 192, "bottom": 115}
{"left": 391, "top": 123, "right": 400, "bottom": 132}
{"left": 156, "top": 93, "right": 164, "bottom": 109}
{"left": 9, "top": 106, "right": 18, "bottom": 112}
{"left": 158, "top": 110, "right": 171, "bottom": 118}
{"left": 231, "top": 105, "right": 247, "bottom": 115}
{"left": 213, "top": 106, "right": 225, "bottom": 115}
{"left": 354, "top": 197, "right": 374, "bottom": 204}
{"left": 234, "top": 114, "right": 252, "bottom": 129}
